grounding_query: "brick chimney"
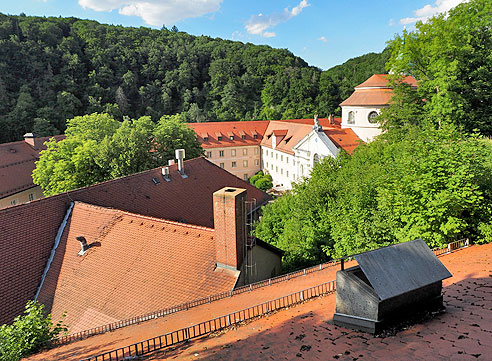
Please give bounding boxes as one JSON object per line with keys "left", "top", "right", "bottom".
{"left": 23, "top": 133, "right": 41, "bottom": 150}
{"left": 213, "top": 187, "right": 247, "bottom": 270}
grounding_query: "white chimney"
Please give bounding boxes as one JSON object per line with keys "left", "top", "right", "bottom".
{"left": 176, "top": 149, "right": 186, "bottom": 177}
{"left": 168, "top": 159, "right": 175, "bottom": 166}
{"left": 162, "top": 166, "right": 171, "bottom": 181}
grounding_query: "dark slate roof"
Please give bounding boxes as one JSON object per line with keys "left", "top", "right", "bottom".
{"left": 354, "top": 239, "right": 452, "bottom": 300}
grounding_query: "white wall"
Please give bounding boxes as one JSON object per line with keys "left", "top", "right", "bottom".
{"left": 261, "top": 131, "right": 339, "bottom": 190}
{"left": 341, "top": 105, "right": 385, "bottom": 142}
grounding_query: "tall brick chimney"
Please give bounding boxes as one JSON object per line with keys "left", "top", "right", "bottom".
{"left": 213, "top": 187, "right": 247, "bottom": 270}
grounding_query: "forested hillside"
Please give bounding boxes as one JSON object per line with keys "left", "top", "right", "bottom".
{"left": 0, "top": 13, "right": 387, "bottom": 143}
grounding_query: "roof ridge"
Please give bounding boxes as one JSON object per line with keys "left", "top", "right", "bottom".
{"left": 74, "top": 201, "right": 215, "bottom": 232}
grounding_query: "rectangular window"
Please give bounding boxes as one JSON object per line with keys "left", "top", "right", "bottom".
{"left": 28, "top": 193, "right": 35, "bottom": 201}
{"left": 281, "top": 168, "right": 283, "bottom": 175}
{"left": 219, "top": 150, "right": 224, "bottom": 157}
{"left": 243, "top": 148, "right": 248, "bottom": 156}
{"left": 229, "top": 135, "right": 234, "bottom": 140}
{"left": 232, "top": 161, "right": 237, "bottom": 168}
{"left": 203, "top": 136, "right": 209, "bottom": 142}
{"left": 241, "top": 135, "right": 246, "bottom": 140}
{"left": 276, "top": 166, "right": 278, "bottom": 172}
{"left": 271, "top": 164, "right": 273, "bottom": 170}
{"left": 276, "top": 153, "right": 278, "bottom": 160}
{"left": 266, "top": 161, "right": 268, "bottom": 168}
{"left": 255, "top": 159, "right": 259, "bottom": 166}
{"left": 207, "top": 151, "right": 212, "bottom": 158}
{"left": 231, "top": 149, "right": 236, "bottom": 156}
{"left": 281, "top": 155, "right": 283, "bottom": 161}
{"left": 286, "top": 157, "right": 289, "bottom": 164}
{"left": 220, "top": 163, "right": 225, "bottom": 168}
{"left": 286, "top": 170, "right": 289, "bottom": 177}
{"left": 243, "top": 160, "right": 248, "bottom": 167}
{"left": 255, "top": 148, "right": 259, "bottom": 154}
{"left": 218, "top": 136, "right": 223, "bottom": 141}
{"left": 253, "top": 134, "right": 258, "bottom": 139}
{"left": 244, "top": 174, "right": 248, "bottom": 180}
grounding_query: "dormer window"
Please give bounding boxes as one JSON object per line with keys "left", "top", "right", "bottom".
{"left": 348, "top": 111, "right": 355, "bottom": 124}
{"left": 241, "top": 135, "right": 246, "bottom": 140}
{"left": 203, "top": 136, "right": 209, "bottom": 142}
{"left": 229, "top": 135, "right": 234, "bottom": 140}
{"left": 368, "top": 111, "right": 379, "bottom": 124}
{"left": 253, "top": 134, "right": 258, "bottom": 139}
{"left": 218, "top": 136, "right": 222, "bottom": 141}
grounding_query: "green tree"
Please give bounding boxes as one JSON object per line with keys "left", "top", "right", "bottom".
{"left": 153, "top": 114, "right": 204, "bottom": 164}
{"left": 255, "top": 124, "right": 492, "bottom": 270}
{"left": 384, "top": 0, "right": 492, "bottom": 135}
{"left": 249, "top": 171, "right": 273, "bottom": 192}
{"left": 0, "top": 301, "right": 66, "bottom": 361}
{"left": 33, "top": 113, "right": 204, "bottom": 195}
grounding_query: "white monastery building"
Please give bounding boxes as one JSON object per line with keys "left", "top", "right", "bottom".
{"left": 340, "top": 74, "right": 418, "bottom": 142}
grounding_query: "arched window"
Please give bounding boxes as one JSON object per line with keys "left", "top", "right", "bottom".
{"left": 313, "top": 153, "right": 320, "bottom": 167}
{"left": 368, "top": 111, "right": 379, "bottom": 124}
{"left": 347, "top": 111, "right": 355, "bottom": 124}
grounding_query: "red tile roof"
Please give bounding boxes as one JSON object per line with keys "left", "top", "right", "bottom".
{"left": 342, "top": 74, "right": 418, "bottom": 107}
{"left": 355, "top": 74, "right": 418, "bottom": 88}
{"left": 36, "top": 202, "right": 238, "bottom": 333}
{"left": 189, "top": 121, "right": 269, "bottom": 149}
{"left": 0, "top": 157, "right": 270, "bottom": 325}
{"left": 340, "top": 88, "right": 394, "bottom": 106}
{"left": 261, "top": 119, "right": 360, "bottom": 155}
{"left": 0, "top": 135, "right": 64, "bottom": 198}
{"left": 27, "top": 243, "right": 492, "bottom": 360}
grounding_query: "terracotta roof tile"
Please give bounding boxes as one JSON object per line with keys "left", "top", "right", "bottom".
{"left": 188, "top": 121, "right": 269, "bottom": 149}
{"left": 0, "top": 135, "right": 64, "bottom": 197}
{"left": 36, "top": 202, "right": 237, "bottom": 333}
{"left": 0, "top": 157, "right": 270, "bottom": 325}
{"left": 355, "top": 74, "right": 418, "bottom": 88}
{"left": 261, "top": 119, "right": 360, "bottom": 155}
{"left": 26, "top": 243, "right": 491, "bottom": 360}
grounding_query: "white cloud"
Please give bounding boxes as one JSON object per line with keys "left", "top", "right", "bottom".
{"left": 318, "top": 36, "right": 327, "bottom": 42}
{"left": 388, "top": 18, "right": 394, "bottom": 26}
{"left": 400, "top": 0, "right": 468, "bottom": 25}
{"left": 78, "top": 0, "right": 223, "bottom": 27}
{"left": 245, "top": 0, "right": 310, "bottom": 38}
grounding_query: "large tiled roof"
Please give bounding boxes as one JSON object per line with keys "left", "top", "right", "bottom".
{"left": 340, "top": 88, "right": 394, "bottom": 106}
{"left": 0, "top": 157, "right": 270, "bottom": 325}
{"left": 341, "top": 74, "right": 418, "bottom": 107}
{"left": 189, "top": 121, "right": 270, "bottom": 149}
{"left": 0, "top": 135, "right": 64, "bottom": 197}
{"left": 260, "top": 119, "right": 360, "bottom": 155}
{"left": 37, "top": 202, "right": 238, "bottom": 333}
{"left": 355, "top": 74, "right": 418, "bottom": 88}
{"left": 27, "top": 243, "right": 492, "bottom": 360}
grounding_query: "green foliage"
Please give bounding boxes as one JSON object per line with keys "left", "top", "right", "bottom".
{"left": 0, "top": 13, "right": 389, "bottom": 143}
{"left": 384, "top": 0, "right": 492, "bottom": 135}
{"left": 32, "top": 113, "right": 204, "bottom": 195}
{"left": 0, "top": 301, "right": 66, "bottom": 361}
{"left": 255, "top": 125, "right": 492, "bottom": 270}
{"left": 249, "top": 171, "right": 273, "bottom": 192}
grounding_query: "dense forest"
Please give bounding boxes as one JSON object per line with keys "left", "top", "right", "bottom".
{"left": 0, "top": 12, "right": 388, "bottom": 143}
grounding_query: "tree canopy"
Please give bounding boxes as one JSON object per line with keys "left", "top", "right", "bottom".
{"left": 32, "top": 113, "right": 203, "bottom": 195}
{"left": 255, "top": 124, "right": 492, "bottom": 271}
{"left": 0, "top": 13, "right": 388, "bottom": 143}
{"left": 383, "top": 0, "right": 492, "bottom": 135}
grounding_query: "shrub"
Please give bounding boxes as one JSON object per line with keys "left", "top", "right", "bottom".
{"left": 0, "top": 301, "right": 67, "bottom": 361}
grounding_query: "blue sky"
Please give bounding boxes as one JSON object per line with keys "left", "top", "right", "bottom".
{"left": 0, "top": 0, "right": 467, "bottom": 69}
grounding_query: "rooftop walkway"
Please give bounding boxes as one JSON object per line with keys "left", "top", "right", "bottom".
{"left": 27, "top": 258, "right": 353, "bottom": 360}
{"left": 141, "top": 242, "right": 492, "bottom": 361}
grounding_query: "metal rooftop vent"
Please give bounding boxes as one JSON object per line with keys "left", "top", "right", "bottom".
{"left": 76, "top": 236, "right": 90, "bottom": 256}
{"left": 161, "top": 166, "right": 171, "bottom": 181}
{"left": 333, "top": 239, "right": 452, "bottom": 334}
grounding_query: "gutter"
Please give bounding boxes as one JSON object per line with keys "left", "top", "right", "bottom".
{"left": 34, "top": 202, "right": 74, "bottom": 301}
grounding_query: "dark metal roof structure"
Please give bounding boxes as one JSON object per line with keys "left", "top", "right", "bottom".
{"left": 354, "top": 239, "right": 452, "bottom": 301}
